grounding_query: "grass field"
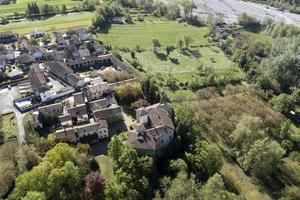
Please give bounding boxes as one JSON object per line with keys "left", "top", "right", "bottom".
{"left": 99, "top": 18, "right": 243, "bottom": 99}
{"left": 0, "top": 112, "right": 18, "bottom": 143}
{"left": 0, "top": 12, "right": 93, "bottom": 34}
{"left": 99, "top": 19, "right": 237, "bottom": 75}
{"left": 0, "top": 0, "right": 81, "bottom": 16}
{"left": 95, "top": 155, "right": 114, "bottom": 181}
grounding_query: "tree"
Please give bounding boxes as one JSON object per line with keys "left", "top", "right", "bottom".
{"left": 169, "top": 159, "right": 188, "bottom": 175}
{"left": 186, "top": 140, "right": 223, "bottom": 181}
{"left": 180, "top": 0, "right": 194, "bottom": 19}
{"left": 85, "top": 171, "right": 106, "bottom": 200}
{"left": 238, "top": 13, "right": 260, "bottom": 30}
{"left": 152, "top": 38, "right": 161, "bottom": 52}
{"left": 271, "top": 94, "right": 296, "bottom": 113}
{"left": 8, "top": 143, "right": 92, "bottom": 200}
{"left": 115, "top": 82, "right": 143, "bottom": 104}
{"left": 183, "top": 35, "right": 193, "bottom": 49}
{"left": 108, "top": 134, "right": 125, "bottom": 167}
{"left": 154, "top": 172, "right": 201, "bottom": 200}
{"left": 231, "top": 115, "right": 266, "bottom": 154}
{"left": 201, "top": 173, "right": 243, "bottom": 200}
{"left": 244, "top": 138, "right": 285, "bottom": 181}
{"left": 125, "top": 13, "right": 133, "bottom": 24}
{"left": 264, "top": 37, "right": 300, "bottom": 92}
{"left": 106, "top": 147, "right": 155, "bottom": 200}
{"left": 21, "top": 191, "right": 46, "bottom": 200}
{"left": 281, "top": 185, "right": 300, "bottom": 200}
{"left": 165, "top": 45, "right": 175, "bottom": 56}
{"left": 61, "top": 4, "right": 67, "bottom": 14}
{"left": 130, "top": 51, "right": 136, "bottom": 59}
{"left": 177, "top": 38, "right": 184, "bottom": 50}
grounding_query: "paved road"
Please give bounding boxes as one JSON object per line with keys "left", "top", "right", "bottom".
{"left": 0, "top": 87, "right": 25, "bottom": 143}
{"left": 165, "top": 0, "right": 300, "bottom": 26}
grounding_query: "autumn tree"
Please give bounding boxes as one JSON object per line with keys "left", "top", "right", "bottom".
{"left": 85, "top": 171, "right": 106, "bottom": 200}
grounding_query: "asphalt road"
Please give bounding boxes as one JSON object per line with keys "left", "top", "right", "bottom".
{"left": 165, "top": 0, "right": 300, "bottom": 26}
{"left": 0, "top": 87, "right": 25, "bottom": 143}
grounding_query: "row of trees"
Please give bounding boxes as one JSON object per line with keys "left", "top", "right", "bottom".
{"left": 91, "top": 2, "right": 123, "bottom": 32}
{"left": 26, "top": 2, "right": 68, "bottom": 18}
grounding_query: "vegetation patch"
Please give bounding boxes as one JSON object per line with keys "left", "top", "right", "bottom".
{"left": 95, "top": 155, "right": 114, "bottom": 181}
{"left": 0, "top": 112, "right": 18, "bottom": 143}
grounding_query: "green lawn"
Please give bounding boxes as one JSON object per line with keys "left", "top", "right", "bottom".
{"left": 0, "top": 112, "right": 18, "bottom": 143}
{"left": 0, "top": 12, "right": 94, "bottom": 34}
{"left": 95, "top": 155, "right": 114, "bottom": 182}
{"left": 0, "top": 0, "right": 81, "bottom": 16}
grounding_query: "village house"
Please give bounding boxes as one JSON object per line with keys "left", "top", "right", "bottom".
{"left": 126, "top": 103, "right": 175, "bottom": 158}
{"left": 59, "top": 92, "right": 88, "bottom": 126}
{"left": 7, "top": 69, "right": 24, "bottom": 80}
{"left": 45, "top": 61, "right": 84, "bottom": 88}
{"left": 19, "top": 40, "right": 29, "bottom": 53}
{"left": 56, "top": 119, "right": 109, "bottom": 143}
{"left": 28, "top": 64, "right": 50, "bottom": 98}
{"left": 38, "top": 102, "right": 63, "bottom": 117}
{"left": 0, "top": 55, "right": 6, "bottom": 72}
{"left": 28, "top": 46, "right": 45, "bottom": 61}
{"left": 86, "top": 82, "right": 113, "bottom": 101}
{"left": 29, "top": 30, "right": 45, "bottom": 39}
{"left": 66, "top": 53, "right": 132, "bottom": 73}
{"left": 16, "top": 54, "right": 35, "bottom": 70}
{"left": 0, "top": 31, "right": 19, "bottom": 44}
{"left": 93, "top": 104, "right": 123, "bottom": 122}
{"left": 1, "top": 47, "right": 15, "bottom": 61}
{"left": 112, "top": 16, "right": 125, "bottom": 24}
{"left": 86, "top": 78, "right": 139, "bottom": 101}
{"left": 53, "top": 31, "right": 67, "bottom": 46}
{"left": 92, "top": 41, "right": 104, "bottom": 54}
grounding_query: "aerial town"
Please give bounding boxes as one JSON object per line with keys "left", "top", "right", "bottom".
{"left": 0, "top": 28, "right": 175, "bottom": 158}
{"left": 1, "top": 0, "right": 300, "bottom": 199}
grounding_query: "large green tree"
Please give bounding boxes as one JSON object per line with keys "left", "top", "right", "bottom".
{"left": 8, "top": 143, "right": 93, "bottom": 200}
{"left": 244, "top": 138, "right": 285, "bottom": 181}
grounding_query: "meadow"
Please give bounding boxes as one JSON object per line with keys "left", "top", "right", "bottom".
{"left": 99, "top": 18, "right": 244, "bottom": 98}
{"left": 0, "top": 0, "right": 81, "bottom": 16}
{"left": 0, "top": 12, "right": 94, "bottom": 34}
{"left": 0, "top": 112, "right": 18, "bottom": 143}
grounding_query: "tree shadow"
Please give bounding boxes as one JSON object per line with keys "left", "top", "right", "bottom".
{"left": 181, "top": 49, "right": 202, "bottom": 58}
{"left": 154, "top": 51, "right": 168, "bottom": 61}
{"left": 99, "top": 23, "right": 112, "bottom": 34}
{"left": 169, "top": 57, "right": 179, "bottom": 65}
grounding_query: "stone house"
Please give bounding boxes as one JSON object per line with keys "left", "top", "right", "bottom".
{"left": 126, "top": 103, "right": 175, "bottom": 158}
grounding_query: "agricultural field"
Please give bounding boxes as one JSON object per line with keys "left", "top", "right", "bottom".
{"left": 0, "top": 12, "right": 94, "bottom": 34}
{"left": 0, "top": 112, "right": 18, "bottom": 143}
{"left": 0, "top": 0, "right": 81, "bottom": 16}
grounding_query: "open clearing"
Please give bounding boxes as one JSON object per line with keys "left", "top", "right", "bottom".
{"left": 0, "top": 12, "right": 94, "bottom": 34}
{"left": 0, "top": 112, "right": 18, "bottom": 143}
{"left": 95, "top": 155, "right": 114, "bottom": 181}
{"left": 100, "top": 18, "right": 240, "bottom": 81}
{"left": 0, "top": 0, "right": 81, "bottom": 16}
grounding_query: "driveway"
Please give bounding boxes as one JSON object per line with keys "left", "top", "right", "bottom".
{"left": 0, "top": 86, "right": 26, "bottom": 143}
